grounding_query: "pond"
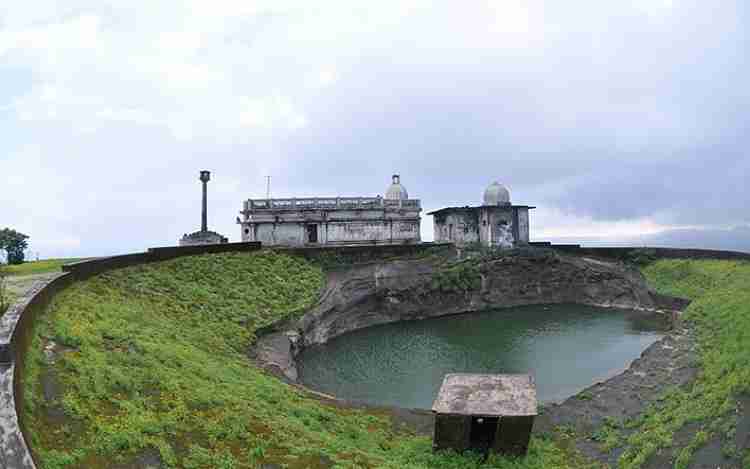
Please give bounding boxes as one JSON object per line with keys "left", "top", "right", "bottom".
{"left": 297, "top": 304, "right": 669, "bottom": 409}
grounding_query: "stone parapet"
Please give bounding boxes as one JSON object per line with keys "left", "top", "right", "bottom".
{"left": 541, "top": 246, "right": 750, "bottom": 261}
{"left": 243, "top": 197, "right": 421, "bottom": 212}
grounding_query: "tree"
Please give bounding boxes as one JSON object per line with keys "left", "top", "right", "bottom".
{"left": 0, "top": 228, "right": 30, "bottom": 265}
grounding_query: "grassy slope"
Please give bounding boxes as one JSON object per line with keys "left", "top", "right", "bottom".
{"left": 24, "top": 251, "right": 584, "bottom": 469}
{"left": 613, "top": 259, "right": 750, "bottom": 469}
{"left": 4, "top": 258, "right": 85, "bottom": 276}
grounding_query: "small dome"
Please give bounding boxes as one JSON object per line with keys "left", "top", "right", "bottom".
{"left": 385, "top": 174, "right": 409, "bottom": 200}
{"left": 483, "top": 181, "right": 511, "bottom": 206}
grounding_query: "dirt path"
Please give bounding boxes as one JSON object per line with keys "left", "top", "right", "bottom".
{"left": 5, "top": 273, "right": 61, "bottom": 304}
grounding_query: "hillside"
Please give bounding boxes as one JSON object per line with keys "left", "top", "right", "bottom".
{"left": 23, "top": 251, "right": 749, "bottom": 468}
{"left": 22, "top": 251, "right": 583, "bottom": 469}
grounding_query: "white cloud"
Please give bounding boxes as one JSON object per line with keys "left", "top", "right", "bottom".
{"left": 532, "top": 206, "right": 698, "bottom": 241}
{"left": 0, "top": 0, "right": 747, "bottom": 257}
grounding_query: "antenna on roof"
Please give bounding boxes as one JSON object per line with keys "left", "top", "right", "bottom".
{"left": 265, "top": 175, "right": 271, "bottom": 200}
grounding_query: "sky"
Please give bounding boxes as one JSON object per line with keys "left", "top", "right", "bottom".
{"left": 1, "top": 1, "right": 749, "bottom": 258}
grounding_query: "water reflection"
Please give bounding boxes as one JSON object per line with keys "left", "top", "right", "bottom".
{"left": 298, "top": 304, "right": 668, "bottom": 409}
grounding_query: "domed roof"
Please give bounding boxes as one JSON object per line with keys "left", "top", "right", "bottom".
{"left": 385, "top": 174, "right": 409, "bottom": 200}
{"left": 483, "top": 181, "right": 511, "bottom": 206}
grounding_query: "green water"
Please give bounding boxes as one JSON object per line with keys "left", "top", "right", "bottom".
{"left": 298, "top": 304, "right": 668, "bottom": 409}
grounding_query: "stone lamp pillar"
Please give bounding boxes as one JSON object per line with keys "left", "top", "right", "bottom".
{"left": 178, "top": 170, "right": 228, "bottom": 246}
{"left": 200, "top": 170, "right": 210, "bottom": 232}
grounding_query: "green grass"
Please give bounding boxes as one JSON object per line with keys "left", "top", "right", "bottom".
{"left": 23, "top": 251, "right": 587, "bottom": 469}
{"left": 611, "top": 259, "right": 750, "bottom": 469}
{"left": 3, "top": 258, "right": 86, "bottom": 276}
{"left": 430, "top": 261, "right": 481, "bottom": 293}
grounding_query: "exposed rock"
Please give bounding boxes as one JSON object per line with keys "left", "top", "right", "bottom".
{"left": 253, "top": 331, "right": 299, "bottom": 382}
{"left": 299, "top": 250, "right": 670, "bottom": 348}
{"left": 253, "top": 249, "right": 681, "bottom": 384}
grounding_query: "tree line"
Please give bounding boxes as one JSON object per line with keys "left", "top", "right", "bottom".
{"left": 0, "top": 228, "right": 29, "bottom": 264}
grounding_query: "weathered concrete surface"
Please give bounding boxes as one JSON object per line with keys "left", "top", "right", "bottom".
{"left": 0, "top": 273, "right": 65, "bottom": 469}
{"left": 1, "top": 273, "right": 67, "bottom": 363}
{"left": 432, "top": 374, "right": 537, "bottom": 417}
{"left": 430, "top": 205, "right": 532, "bottom": 248}
{"left": 0, "top": 364, "right": 35, "bottom": 469}
{"left": 240, "top": 176, "right": 422, "bottom": 247}
{"left": 4, "top": 273, "right": 60, "bottom": 306}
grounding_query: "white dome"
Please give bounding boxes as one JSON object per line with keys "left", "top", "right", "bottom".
{"left": 483, "top": 181, "right": 511, "bottom": 205}
{"left": 385, "top": 174, "right": 409, "bottom": 200}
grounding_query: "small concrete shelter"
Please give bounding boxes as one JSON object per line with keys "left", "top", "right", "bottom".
{"left": 432, "top": 373, "right": 537, "bottom": 456}
{"left": 429, "top": 182, "right": 534, "bottom": 248}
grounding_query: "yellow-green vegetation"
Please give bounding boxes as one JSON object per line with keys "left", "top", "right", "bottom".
{"left": 612, "top": 259, "right": 750, "bottom": 469}
{"left": 24, "top": 251, "right": 585, "bottom": 469}
{"left": 4, "top": 258, "right": 85, "bottom": 276}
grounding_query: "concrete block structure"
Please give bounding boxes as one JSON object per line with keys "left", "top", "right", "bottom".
{"left": 238, "top": 175, "right": 421, "bottom": 247}
{"left": 429, "top": 182, "right": 534, "bottom": 248}
{"left": 432, "top": 373, "right": 537, "bottom": 456}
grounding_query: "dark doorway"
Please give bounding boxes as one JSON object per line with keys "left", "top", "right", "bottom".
{"left": 469, "top": 416, "right": 498, "bottom": 452}
{"left": 306, "top": 224, "right": 318, "bottom": 243}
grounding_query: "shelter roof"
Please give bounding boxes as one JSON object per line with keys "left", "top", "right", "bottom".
{"left": 432, "top": 373, "right": 537, "bottom": 417}
{"left": 427, "top": 205, "right": 535, "bottom": 216}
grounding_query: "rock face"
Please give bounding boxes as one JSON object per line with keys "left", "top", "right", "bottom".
{"left": 300, "top": 250, "right": 662, "bottom": 346}
{"left": 253, "top": 249, "right": 675, "bottom": 383}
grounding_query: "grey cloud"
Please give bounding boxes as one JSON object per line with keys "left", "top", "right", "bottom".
{"left": 549, "top": 226, "right": 750, "bottom": 254}
{"left": 271, "top": 1, "right": 750, "bottom": 227}
{"left": 4, "top": 1, "right": 750, "bottom": 257}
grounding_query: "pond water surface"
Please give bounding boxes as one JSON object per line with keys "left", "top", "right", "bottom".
{"left": 298, "top": 304, "right": 669, "bottom": 409}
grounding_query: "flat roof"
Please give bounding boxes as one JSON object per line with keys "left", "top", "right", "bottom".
{"left": 431, "top": 373, "right": 537, "bottom": 417}
{"left": 427, "top": 205, "right": 536, "bottom": 215}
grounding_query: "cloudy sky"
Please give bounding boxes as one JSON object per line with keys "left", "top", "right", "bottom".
{"left": 2, "top": 1, "right": 749, "bottom": 258}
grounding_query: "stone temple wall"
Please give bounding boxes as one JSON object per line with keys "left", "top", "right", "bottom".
{"left": 433, "top": 210, "right": 481, "bottom": 245}
{"left": 242, "top": 209, "right": 421, "bottom": 247}
{"left": 434, "top": 206, "right": 530, "bottom": 248}
{"left": 517, "top": 209, "right": 530, "bottom": 243}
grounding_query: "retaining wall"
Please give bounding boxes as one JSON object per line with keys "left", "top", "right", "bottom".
{"left": 279, "top": 241, "right": 451, "bottom": 265}
{"left": 546, "top": 246, "right": 750, "bottom": 261}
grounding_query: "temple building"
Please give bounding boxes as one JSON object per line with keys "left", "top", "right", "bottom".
{"left": 238, "top": 175, "right": 421, "bottom": 246}
{"left": 429, "top": 182, "right": 534, "bottom": 248}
